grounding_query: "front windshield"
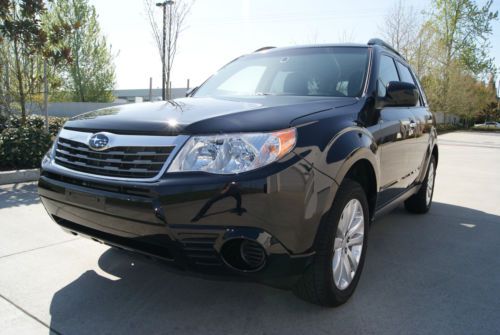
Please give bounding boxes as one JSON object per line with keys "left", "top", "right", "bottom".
{"left": 194, "top": 47, "right": 369, "bottom": 98}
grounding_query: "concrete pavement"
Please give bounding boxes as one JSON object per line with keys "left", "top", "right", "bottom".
{"left": 0, "top": 131, "right": 499, "bottom": 335}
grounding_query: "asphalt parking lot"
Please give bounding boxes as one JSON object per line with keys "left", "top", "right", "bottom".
{"left": 1, "top": 131, "right": 499, "bottom": 335}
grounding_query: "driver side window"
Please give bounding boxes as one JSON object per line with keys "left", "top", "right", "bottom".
{"left": 378, "top": 55, "right": 399, "bottom": 97}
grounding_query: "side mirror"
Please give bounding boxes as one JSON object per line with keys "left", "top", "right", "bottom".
{"left": 384, "top": 81, "right": 419, "bottom": 107}
{"left": 186, "top": 87, "right": 198, "bottom": 97}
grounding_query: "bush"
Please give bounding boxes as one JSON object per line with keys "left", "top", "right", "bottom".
{"left": 436, "top": 123, "right": 463, "bottom": 133}
{"left": 0, "top": 115, "right": 67, "bottom": 170}
{"left": 0, "top": 113, "right": 8, "bottom": 132}
{"left": 470, "top": 126, "right": 500, "bottom": 132}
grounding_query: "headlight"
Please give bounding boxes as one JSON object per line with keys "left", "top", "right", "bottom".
{"left": 42, "top": 130, "right": 61, "bottom": 164}
{"left": 42, "top": 141, "right": 56, "bottom": 166}
{"left": 168, "top": 128, "right": 296, "bottom": 174}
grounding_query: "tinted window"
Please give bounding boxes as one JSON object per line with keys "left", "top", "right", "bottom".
{"left": 195, "top": 47, "right": 370, "bottom": 98}
{"left": 396, "top": 62, "right": 422, "bottom": 106}
{"left": 378, "top": 55, "right": 399, "bottom": 97}
{"left": 396, "top": 62, "right": 416, "bottom": 85}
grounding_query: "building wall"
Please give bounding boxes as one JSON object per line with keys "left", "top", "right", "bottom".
{"left": 434, "top": 111, "right": 460, "bottom": 124}
{"left": 29, "top": 102, "right": 128, "bottom": 118}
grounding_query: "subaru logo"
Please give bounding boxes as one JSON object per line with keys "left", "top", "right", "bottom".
{"left": 88, "top": 133, "right": 110, "bottom": 151}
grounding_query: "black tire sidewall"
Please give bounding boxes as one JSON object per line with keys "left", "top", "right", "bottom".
{"left": 318, "top": 180, "right": 370, "bottom": 303}
{"left": 405, "top": 155, "right": 436, "bottom": 214}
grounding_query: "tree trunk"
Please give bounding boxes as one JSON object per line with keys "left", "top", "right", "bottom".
{"left": 13, "top": 38, "right": 26, "bottom": 125}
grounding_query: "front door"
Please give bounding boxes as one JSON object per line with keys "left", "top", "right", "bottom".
{"left": 373, "top": 55, "right": 416, "bottom": 207}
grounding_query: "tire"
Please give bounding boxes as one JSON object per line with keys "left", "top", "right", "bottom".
{"left": 293, "top": 179, "right": 369, "bottom": 307}
{"left": 404, "top": 156, "right": 436, "bottom": 214}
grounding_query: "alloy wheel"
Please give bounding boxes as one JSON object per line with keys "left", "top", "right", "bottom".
{"left": 332, "top": 199, "right": 364, "bottom": 290}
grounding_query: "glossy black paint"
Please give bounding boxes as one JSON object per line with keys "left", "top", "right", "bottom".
{"left": 384, "top": 81, "right": 420, "bottom": 107}
{"left": 38, "top": 43, "right": 437, "bottom": 284}
{"left": 66, "top": 96, "right": 357, "bottom": 135}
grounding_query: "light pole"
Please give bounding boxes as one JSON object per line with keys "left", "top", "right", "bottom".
{"left": 156, "top": 0, "right": 175, "bottom": 101}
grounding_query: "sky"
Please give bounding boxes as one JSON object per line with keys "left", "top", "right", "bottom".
{"left": 88, "top": 0, "right": 500, "bottom": 90}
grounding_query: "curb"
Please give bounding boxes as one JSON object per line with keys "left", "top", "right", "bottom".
{"left": 0, "top": 169, "right": 40, "bottom": 185}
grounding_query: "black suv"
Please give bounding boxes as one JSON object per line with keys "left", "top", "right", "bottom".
{"left": 38, "top": 39, "right": 438, "bottom": 306}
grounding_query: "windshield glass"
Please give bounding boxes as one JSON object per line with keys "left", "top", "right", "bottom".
{"left": 194, "top": 47, "right": 369, "bottom": 98}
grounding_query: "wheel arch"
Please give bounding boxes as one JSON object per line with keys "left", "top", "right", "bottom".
{"left": 338, "top": 158, "right": 378, "bottom": 221}
{"left": 432, "top": 144, "right": 439, "bottom": 166}
{"left": 323, "top": 128, "right": 380, "bottom": 221}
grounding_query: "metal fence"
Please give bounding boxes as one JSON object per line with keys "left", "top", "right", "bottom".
{"left": 27, "top": 88, "right": 188, "bottom": 118}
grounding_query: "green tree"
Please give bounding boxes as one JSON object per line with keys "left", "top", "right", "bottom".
{"left": 428, "top": 0, "right": 498, "bottom": 116}
{"left": 0, "top": 0, "right": 71, "bottom": 124}
{"left": 51, "top": 0, "right": 115, "bottom": 102}
{"left": 431, "top": 0, "right": 498, "bottom": 76}
{"left": 477, "top": 74, "right": 500, "bottom": 122}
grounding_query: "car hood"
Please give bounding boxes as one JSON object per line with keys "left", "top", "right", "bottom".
{"left": 64, "top": 96, "right": 359, "bottom": 135}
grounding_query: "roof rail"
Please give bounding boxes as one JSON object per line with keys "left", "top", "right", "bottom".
{"left": 253, "top": 46, "right": 276, "bottom": 53}
{"left": 367, "top": 38, "right": 404, "bottom": 59}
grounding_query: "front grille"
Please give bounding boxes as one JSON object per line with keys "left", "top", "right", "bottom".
{"left": 54, "top": 137, "right": 174, "bottom": 179}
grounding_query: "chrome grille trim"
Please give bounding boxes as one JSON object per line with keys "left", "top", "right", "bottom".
{"left": 52, "top": 128, "right": 189, "bottom": 182}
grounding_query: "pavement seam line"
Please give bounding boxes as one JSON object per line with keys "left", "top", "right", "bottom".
{"left": 0, "top": 238, "right": 79, "bottom": 259}
{"left": 0, "top": 294, "right": 63, "bottom": 335}
{"left": 427, "top": 211, "right": 500, "bottom": 225}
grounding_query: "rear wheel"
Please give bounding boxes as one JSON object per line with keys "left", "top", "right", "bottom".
{"left": 293, "top": 179, "right": 369, "bottom": 306}
{"left": 405, "top": 156, "right": 436, "bottom": 214}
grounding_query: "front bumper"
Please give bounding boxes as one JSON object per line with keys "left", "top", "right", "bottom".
{"left": 38, "top": 158, "right": 336, "bottom": 283}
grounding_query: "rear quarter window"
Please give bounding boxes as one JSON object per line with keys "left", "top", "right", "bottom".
{"left": 396, "top": 62, "right": 416, "bottom": 85}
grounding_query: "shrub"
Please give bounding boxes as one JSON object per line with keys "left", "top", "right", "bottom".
{"left": 48, "top": 117, "right": 67, "bottom": 137}
{"left": 436, "top": 123, "right": 463, "bottom": 133}
{"left": 0, "top": 115, "right": 67, "bottom": 170}
{"left": 471, "top": 126, "right": 500, "bottom": 132}
{"left": 0, "top": 113, "right": 8, "bottom": 132}
{"left": 0, "top": 127, "right": 52, "bottom": 170}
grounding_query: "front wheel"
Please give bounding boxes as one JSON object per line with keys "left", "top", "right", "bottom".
{"left": 293, "top": 179, "right": 369, "bottom": 306}
{"left": 404, "top": 156, "right": 436, "bottom": 214}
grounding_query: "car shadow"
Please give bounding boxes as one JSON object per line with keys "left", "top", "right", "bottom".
{"left": 0, "top": 182, "right": 40, "bottom": 209}
{"left": 48, "top": 202, "right": 500, "bottom": 335}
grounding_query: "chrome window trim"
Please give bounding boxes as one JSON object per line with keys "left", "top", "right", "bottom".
{"left": 362, "top": 47, "right": 373, "bottom": 97}
{"left": 51, "top": 128, "right": 189, "bottom": 182}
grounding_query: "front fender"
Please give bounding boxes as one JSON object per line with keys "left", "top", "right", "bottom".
{"left": 321, "top": 127, "right": 380, "bottom": 189}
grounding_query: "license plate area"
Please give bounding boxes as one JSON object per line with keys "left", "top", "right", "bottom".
{"left": 65, "top": 189, "right": 105, "bottom": 210}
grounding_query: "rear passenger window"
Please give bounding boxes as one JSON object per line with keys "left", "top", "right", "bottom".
{"left": 378, "top": 56, "right": 399, "bottom": 97}
{"left": 396, "top": 62, "right": 416, "bottom": 85}
{"left": 396, "top": 62, "right": 422, "bottom": 106}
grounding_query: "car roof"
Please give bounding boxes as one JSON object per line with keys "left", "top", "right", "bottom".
{"left": 253, "top": 42, "right": 405, "bottom": 62}
{"left": 255, "top": 43, "right": 369, "bottom": 53}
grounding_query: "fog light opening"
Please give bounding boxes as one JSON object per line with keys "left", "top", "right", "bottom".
{"left": 221, "top": 239, "right": 266, "bottom": 272}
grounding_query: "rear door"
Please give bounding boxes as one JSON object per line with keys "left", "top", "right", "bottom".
{"left": 395, "top": 61, "right": 432, "bottom": 183}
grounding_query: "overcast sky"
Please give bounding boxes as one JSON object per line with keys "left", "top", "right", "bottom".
{"left": 88, "top": 0, "right": 500, "bottom": 90}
